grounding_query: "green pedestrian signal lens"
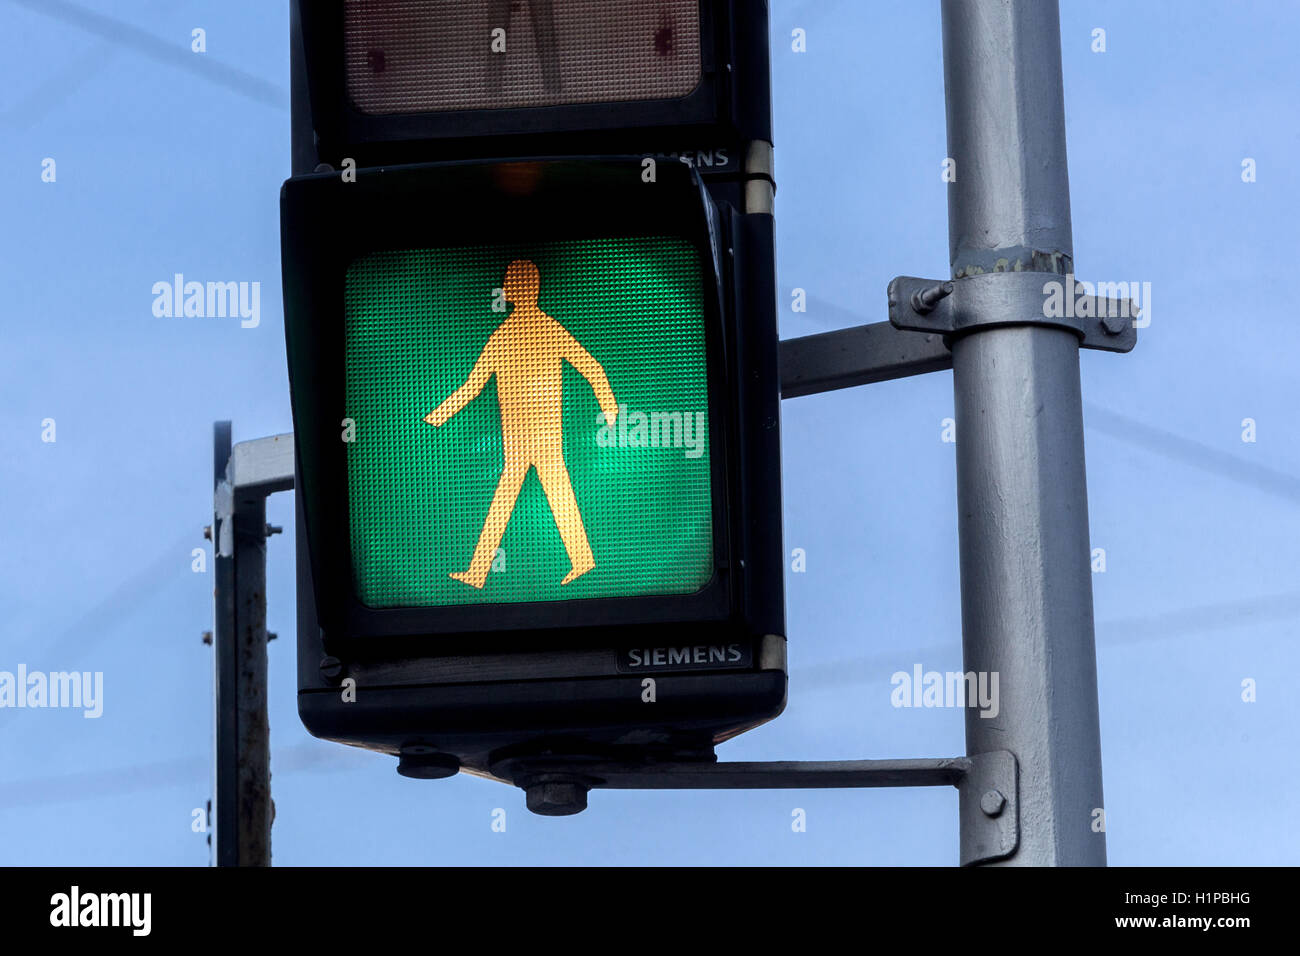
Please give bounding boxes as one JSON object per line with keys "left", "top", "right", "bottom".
{"left": 344, "top": 236, "right": 714, "bottom": 610}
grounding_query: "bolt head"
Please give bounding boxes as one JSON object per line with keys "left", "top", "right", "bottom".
{"left": 1101, "top": 311, "right": 1127, "bottom": 335}
{"left": 319, "top": 655, "right": 344, "bottom": 681}
{"left": 980, "top": 789, "right": 1006, "bottom": 817}
{"left": 525, "top": 781, "right": 588, "bottom": 816}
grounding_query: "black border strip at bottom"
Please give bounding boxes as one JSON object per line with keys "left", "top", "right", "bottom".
{"left": 2, "top": 865, "right": 1282, "bottom": 941}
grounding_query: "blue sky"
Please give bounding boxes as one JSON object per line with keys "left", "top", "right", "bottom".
{"left": 1, "top": 0, "right": 1296, "bottom": 865}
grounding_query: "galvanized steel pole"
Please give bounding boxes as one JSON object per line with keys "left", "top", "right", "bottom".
{"left": 212, "top": 421, "right": 273, "bottom": 867}
{"left": 212, "top": 422, "right": 238, "bottom": 866}
{"left": 213, "top": 426, "right": 294, "bottom": 866}
{"left": 942, "top": 0, "right": 1107, "bottom": 865}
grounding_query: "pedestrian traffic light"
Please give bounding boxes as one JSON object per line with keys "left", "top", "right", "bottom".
{"left": 284, "top": 2, "right": 784, "bottom": 799}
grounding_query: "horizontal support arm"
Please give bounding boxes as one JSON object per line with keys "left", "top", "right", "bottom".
{"left": 499, "top": 757, "right": 971, "bottom": 790}
{"left": 779, "top": 322, "right": 953, "bottom": 399}
{"left": 491, "top": 751, "right": 1019, "bottom": 865}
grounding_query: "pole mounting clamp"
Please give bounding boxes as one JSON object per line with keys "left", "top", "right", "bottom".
{"left": 957, "top": 750, "right": 1019, "bottom": 866}
{"left": 888, "top": 272, "right": 1139, "bottom": 353}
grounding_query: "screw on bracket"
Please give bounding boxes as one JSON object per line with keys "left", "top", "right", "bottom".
{"left": 980, "top": 789, "right": 1007, "bottom": 818}
{"left": 1100, "top": 311, "right": 1127, "bottom": 336}
{"left": 201, "top": 631, "right": 212, "bottom": 645}
{"left": 265, "top": 524, "right": 283, "bottom": 537}
{"left": 202, "top": 525, "right": 212, "bottom": 541}
{"left": 911, "top": 281, "right": 954, "bottom": 315}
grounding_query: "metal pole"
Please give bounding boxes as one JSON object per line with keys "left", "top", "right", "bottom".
{"left": 212, "top": 423, "right": 274, "bottom": 866}
{"left": 289, "top": 0, "right": 317, "bottom": 177}
{"left": 212, "top": 422, "right": 236, "bottom": 866}
{"left": 942, "top": 0, "right": 1107, "bottom": 865}
{"left": 232, "top": 491, "right": 271, "bottom": 865}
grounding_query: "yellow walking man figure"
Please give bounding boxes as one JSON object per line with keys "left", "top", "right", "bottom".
{"left": 424, "top": 259, "right": 618, "bottom": 589}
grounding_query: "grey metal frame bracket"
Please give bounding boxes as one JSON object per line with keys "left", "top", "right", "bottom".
{"left": 888, "top": 272, "right": 1138, "bottom": 353}
{"left": 214, "top": 432, "right": 296, "bottom": 555}
{"left": 490, "top": 751, "right": 1019, "bottom": 866}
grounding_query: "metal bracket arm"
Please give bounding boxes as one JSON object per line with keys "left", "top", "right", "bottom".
{"left": 492, "top": 751, "right": 1019, "bottom": 865}
{"left": 888, "top": 272, "right": 1139, "bottom": 353}
{"left": 214, "top": 433, "right": 296, "bottom": 557}
{"left": 779, "top": 321, "right": 953, "bottom": 399}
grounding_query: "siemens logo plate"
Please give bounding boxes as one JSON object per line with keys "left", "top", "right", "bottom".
{"left": 617, "top": 642, "right": 751, "bottom": 673}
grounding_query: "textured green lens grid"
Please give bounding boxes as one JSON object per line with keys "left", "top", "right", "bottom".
{"left": 344, "top": 236, "right": 714, "bottom": 610}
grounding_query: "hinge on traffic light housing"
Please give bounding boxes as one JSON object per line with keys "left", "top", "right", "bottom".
{"left": 743, "top": 141, "right": 775, "bottom": 215}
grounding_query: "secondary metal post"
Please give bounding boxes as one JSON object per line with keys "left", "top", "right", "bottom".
{"left": 211, "top": 423, "right": 238, "bottom": 866}
{"left": 212, "top": 425, "right": 295, "bottom": 866}
{"left": 212, "top": 422, "right": 272, "bottom": 866}
{"left": 942, "top": 0, "right": 1107, "bottom": 865}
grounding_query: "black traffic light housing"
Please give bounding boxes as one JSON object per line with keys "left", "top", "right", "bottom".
{"left": 285, "top": 1, "right": 784, "bottom": 785}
